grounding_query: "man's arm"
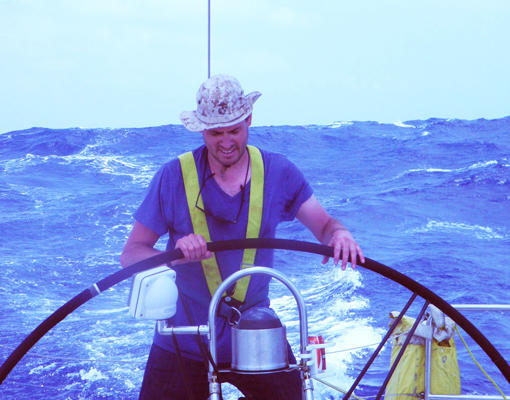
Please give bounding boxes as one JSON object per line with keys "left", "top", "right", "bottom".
{"left": 296, "top": 195, "right": 364, "bottom": 270}
{"left": 120, "top": 221, "right": 213, "bottom": 268}
{"left": 120, "top": 221, "right": 162, "bottom": 268}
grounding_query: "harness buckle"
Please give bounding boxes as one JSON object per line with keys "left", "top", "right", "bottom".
{"left": 218, "top": 296, "right": 244, "bottom": 325}
{"left": 228, "top": 306, "right": 242, "bottom": 326}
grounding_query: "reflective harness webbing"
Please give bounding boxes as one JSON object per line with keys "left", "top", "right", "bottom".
{"left": 178, "top": 145, "right": 264, "bottom": 302}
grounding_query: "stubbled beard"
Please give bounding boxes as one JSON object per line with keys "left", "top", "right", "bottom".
{"left": 216, "top": 146, "right": 245, "bottom": 168}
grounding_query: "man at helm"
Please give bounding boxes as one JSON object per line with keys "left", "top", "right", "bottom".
{"left": 121, "top": 74, "right": 364, "bottom": 399}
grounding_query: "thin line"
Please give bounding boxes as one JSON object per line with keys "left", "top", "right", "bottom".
{"left": 326, "top": 332, "right": 408, "bottom": 354}
{"left": 208, "top": 0, "right": 211, "bottom": 78}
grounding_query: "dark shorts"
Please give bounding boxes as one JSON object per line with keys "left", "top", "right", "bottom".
{"left": 139, "top": 343, "right": 303, "bottom": 400}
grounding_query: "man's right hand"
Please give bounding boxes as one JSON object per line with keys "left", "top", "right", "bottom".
{"left": 173, "top": 234, "right": 214, "bottom": 265}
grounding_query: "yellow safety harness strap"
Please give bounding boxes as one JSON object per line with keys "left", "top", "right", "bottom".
{"left": 235, "top": 145, "right": 264, "bottom": 301}
{"left": 178, "top": 146, "right": 264, "bottom": 301}
{"left": 179, "top": 152, "right": 223, "bottom": 296}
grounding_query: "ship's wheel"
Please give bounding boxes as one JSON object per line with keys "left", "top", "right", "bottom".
{"left": 1, "top": 239, "right": 509, "bottom": 398}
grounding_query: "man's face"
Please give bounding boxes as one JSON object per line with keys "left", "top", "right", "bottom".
{"left": 201, "top": 115, "right": 252, "bottom": 168}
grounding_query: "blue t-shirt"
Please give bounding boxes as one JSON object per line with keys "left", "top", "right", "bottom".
{"left": 134, "top": 145, "right": 313, "bottom": 362}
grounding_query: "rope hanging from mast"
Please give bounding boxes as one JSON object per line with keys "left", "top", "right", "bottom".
{"left": 208, "top": 0, "right": 211, "bottom": 78}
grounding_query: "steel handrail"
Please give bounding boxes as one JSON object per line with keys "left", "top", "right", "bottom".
{"left": 424, "top": 304, "right": 510, "bottom": 400}
{"left": 207, "top": 267, "right": 314, "bottom": 400}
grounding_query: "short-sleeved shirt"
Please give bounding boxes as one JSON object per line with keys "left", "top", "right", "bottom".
{"left": 134, "top": 145, "right": 313, "bottom": 363}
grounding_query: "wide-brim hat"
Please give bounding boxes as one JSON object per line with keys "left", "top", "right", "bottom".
{"left": 180, "top": 74, "right": 261, "bottom": 132}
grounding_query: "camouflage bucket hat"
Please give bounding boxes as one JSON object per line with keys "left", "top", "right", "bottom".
{"left": 180, "top": 74, "right": 261, "bottom": 132}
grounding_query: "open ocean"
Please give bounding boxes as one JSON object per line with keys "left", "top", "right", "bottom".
{"left": 0, "top": 117, "right": 509, "bottom": 399}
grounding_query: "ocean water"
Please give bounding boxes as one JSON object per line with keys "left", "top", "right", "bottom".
{"left": 0, "top": 117, "right": 509, "bottom": 399}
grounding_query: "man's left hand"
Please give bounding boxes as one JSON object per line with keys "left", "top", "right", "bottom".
{"left": 322, "top": 229, "right": 365, "bottom": 270}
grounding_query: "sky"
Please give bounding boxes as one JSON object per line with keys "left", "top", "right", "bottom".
{"left": 1, "top": 0, "right": 509, "bottom": 134}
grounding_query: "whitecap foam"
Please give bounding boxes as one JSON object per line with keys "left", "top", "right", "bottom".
{"left": 83, "top": 307, "right": 129, "bottom": 315}
{"left": 391, "top": 121, "right": 416, "bottom": 128}
{"left": 123, "top": 379, "right": 136, "bottom": 390}
{"left": 397, "top": 160, "right": 498, "bottom": 179}
{"left": 29, "top": 362, "right": 59, "bottom": 375}
{"left": 468, "top": 160, "right": 498, "bottom": 170}
{"left": 411, "top": 220, "right": 505, "bottom": 240}
{"left": 394, "top": 167, "right": 453, "bottom": 180}
{"left": 321, "top": 121, "right": 354, "bottom": 129}
{"left": 409, "top": 167, "right": 453, "bottom": 173}
{"left": 269, "top": 266, "right": 383, "bottom": 399}
{"left": 79, "top": 367, "right": 106, "bottom": 381}
{"left": 311, "top": 319, "right": 385, "bottom": 398}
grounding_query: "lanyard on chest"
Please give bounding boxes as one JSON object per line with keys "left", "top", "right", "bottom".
{"left": 178, "top": 145, "right": 264, "bottom": 302}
